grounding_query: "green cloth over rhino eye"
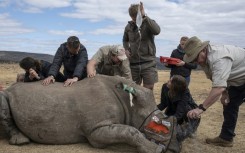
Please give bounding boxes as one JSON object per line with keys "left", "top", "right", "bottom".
{"left": 122, "top": 84, "right": 136, "bottom": 94}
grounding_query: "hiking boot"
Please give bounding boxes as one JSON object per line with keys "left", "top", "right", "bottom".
{"left": 206, "top": 136, "right": 233, "bottom": 147}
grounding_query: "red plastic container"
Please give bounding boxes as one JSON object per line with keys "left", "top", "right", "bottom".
{"left": 160, "top": 56, "right": 181, "bottom": 65}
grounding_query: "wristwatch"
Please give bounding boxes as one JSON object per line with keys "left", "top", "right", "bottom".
{"left": 198, "top": 104, "right": 206, "bottom": 111}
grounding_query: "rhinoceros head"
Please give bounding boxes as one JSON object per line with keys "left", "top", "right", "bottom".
{"left": 131, "top": 88, "right": 157, "bottom": 129}
{"left": 118, "top": 83, "right": 158, "bottom": 129}
{"left": 118, "top": 83, "right": 181, "bottom": 153}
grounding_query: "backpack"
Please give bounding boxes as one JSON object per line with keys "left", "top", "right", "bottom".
{"left": 143, "top": 111, "right": 182, "bottom": 153}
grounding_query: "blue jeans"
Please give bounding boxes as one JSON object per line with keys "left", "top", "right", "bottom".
{"left": 219, "top": 83, "right": 245, "bottom": 141}
{"left": 185, "top": 76, "right": 190, "bottom": 86}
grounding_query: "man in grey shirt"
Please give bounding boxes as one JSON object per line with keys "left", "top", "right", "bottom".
{"left": 183, "top": 36, "right": 245, "bottom": 147}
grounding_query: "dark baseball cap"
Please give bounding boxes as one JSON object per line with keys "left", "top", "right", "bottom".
{"left": 67, "top": 36, "right": 80, "bottom": 49}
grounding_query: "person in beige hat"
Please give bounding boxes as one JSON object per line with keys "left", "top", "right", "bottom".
{"left": 183, "top": 36, "right": 245, "bottom": 147}
{"left": 87, "top": 45, "right": 132, "bottom": 79}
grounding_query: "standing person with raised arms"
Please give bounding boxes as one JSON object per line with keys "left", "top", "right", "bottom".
{"left": 123, "top": 2, "right": 160, "bottom": 90}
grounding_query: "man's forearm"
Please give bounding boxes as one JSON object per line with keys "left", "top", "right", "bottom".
{"left": 202, "top": 87, "right": 226, "bottom": 109}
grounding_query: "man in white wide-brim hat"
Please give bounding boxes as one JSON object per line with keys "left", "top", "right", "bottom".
{"left": 183, "top": 36, "right": 245, "bottom": 147}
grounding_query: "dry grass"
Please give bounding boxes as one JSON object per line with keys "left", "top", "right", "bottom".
{"left": 0, "top": 64, "right": 23, "bottom": 88}
{"left": 0, "top": 63, "right": 244, "bottom": 153}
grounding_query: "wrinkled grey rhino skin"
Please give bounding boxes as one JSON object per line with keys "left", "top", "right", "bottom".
{"left": 0, "top": 75, "right": 163, "bottom": 153}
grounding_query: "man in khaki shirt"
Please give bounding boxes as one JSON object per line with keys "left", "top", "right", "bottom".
{"left": 87, "top": 45, "right": 132, "bottom": 80}
{"left": 183, "top": 36, "right": 245, "bottom": 147}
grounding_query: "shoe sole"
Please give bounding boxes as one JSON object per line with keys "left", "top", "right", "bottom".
{"left": 206, "top": 140, "right": 233, "bottom": 147}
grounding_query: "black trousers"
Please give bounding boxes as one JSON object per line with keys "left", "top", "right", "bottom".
{"left": 220, "top": 83, "right": 245, "bottom": 141}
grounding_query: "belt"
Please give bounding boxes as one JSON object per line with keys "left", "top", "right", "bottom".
{"left": 130, "top": 60, "right": 152, "bottom": 66}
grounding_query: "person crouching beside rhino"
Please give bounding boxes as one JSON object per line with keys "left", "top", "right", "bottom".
{"left": 157, "top": 75, "right": 200, "bottom": 140}
{"left": 86, "top": 45, "right": 132, "bottom": 80}
{"left": 42, "top": 36, "right": 88, "bottom": 87}
{"left": 18, "top": 57, "right": 64, "bottom": 82}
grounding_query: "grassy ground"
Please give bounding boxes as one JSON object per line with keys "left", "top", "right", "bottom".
{"left": 0, "top": 64, "right": 244, "bottom": 153}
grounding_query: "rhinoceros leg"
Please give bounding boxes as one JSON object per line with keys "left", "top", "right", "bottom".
{"left": 0, "top": 92, "right": 30, "bottom": 145}
{"left": 87, "top": 124, "right": 163, "bottom": 153}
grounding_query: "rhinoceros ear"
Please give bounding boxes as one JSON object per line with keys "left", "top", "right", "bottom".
{"left": 115, "top": 83, "right": 136, "bottom": 95}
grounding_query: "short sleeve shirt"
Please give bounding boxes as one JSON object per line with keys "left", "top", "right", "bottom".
{"left": 91, "top": 45, "right": 132, "bottom": 79}
{"left": 202, "top": 44, "right": 245, "bottom": 87}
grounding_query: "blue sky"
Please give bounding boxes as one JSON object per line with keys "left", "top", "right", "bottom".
{"left": 0, "top": 0, "right": 244, "bottom": 58}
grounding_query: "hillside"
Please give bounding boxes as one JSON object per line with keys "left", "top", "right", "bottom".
{"left": 0, "top": 51, "right": 173, "bottom": 70}
{"left": 0, "top": 51, "right": 54, "bottom": 63}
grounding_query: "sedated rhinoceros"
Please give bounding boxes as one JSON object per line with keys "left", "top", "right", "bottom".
{"left": 0, "top": 75, "right": 181, "bottom": 153}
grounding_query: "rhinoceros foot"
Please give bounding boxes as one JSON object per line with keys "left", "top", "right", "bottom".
{"left": 9, "top": 132, "right": 30, "bottom": 145}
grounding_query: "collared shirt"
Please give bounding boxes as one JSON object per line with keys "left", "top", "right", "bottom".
{"left": 202, "top": 44, "right": 245, "bottom": 87}
{"left": 91, "top": 45, "right": 132, "bottom": 80}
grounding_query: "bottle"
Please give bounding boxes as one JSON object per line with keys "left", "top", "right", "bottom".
{"left": 136, "top": 5, "right": 142, "bottom": 29}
